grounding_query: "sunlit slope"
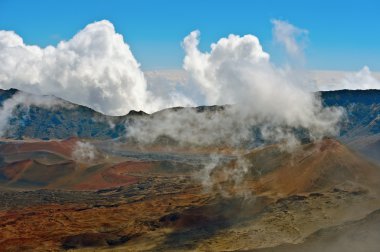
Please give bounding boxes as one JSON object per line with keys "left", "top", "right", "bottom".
{"left": 246, "top": 139, "right": 380, "bottom": 196}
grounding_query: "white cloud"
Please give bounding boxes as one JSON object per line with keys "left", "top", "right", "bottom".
{"left": 130, "top": 28, "right": 343, "bottom": 149}
{"left": 0, "top": 20, "right": 193, "bottom": 116}
{"left": 272, "top": 19, "right": 308, "bottom": 59}
{"left": 314, "top": 66, "right": 380, "bottom": 91}
{"left": 182, "top": 30, "right": 342, "bottom": 134}
{"left": 339, "top": 66, "right": 380, "bottom": 90}
{"left": 129, "top": 107, "right": 254, "bottom": 147}
{"left": 71, "top": 141, "right": 98, "bottom": 162}
{"left": 183, "top": 30, "right": 270, "bottom": 105}
{"left": 1, "top": 19, "right": 378, "bottom": 118}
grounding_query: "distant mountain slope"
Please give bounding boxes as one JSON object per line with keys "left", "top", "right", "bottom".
{"left": 320, "top": 90, "right": 380, "bottom": 162}
{"left": 320, "top": 89, "right": 380, "bottom": 136}
{"left": 1, "top": 88, "right": 380, "bottom": 146}
{"left": 0, "top": 89, "right": 134, "bottom": 139}
{"left": 0, "top": 88, "right": 226, "bottom": 140}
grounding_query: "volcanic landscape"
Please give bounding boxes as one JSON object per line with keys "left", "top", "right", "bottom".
{"left": 0, "top": 88, "right": 380, "bottom": 251}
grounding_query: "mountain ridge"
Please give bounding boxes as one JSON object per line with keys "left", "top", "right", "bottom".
{"left": 1, "top": 88, "right": 380, "bottom": 147}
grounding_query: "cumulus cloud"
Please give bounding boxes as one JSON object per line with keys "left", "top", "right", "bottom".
{"left": 272, "top": 19, "right": 308, "bottom": 59}
{"left": 1, "top": 19, "right": 375, "bottom": 120}
{"left": 182, "top": 30, "right": 342, "bottom": 133}
{"left": 183, "top": 30, "right": 270, "bottom": 105}
{"left": 129, "top": 27, "right": 343, "bottom": 150}
{"left": 0, "top": 20, "right": 193, "bottom": 116}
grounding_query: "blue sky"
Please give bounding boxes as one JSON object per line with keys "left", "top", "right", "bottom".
{"left": 1, "top": 0, "right": 379, "bottom": 71}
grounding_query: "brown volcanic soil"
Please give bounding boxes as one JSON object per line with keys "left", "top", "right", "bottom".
{"left": 250, "top": 139, "right": 380, "bottom": 196}
{"left": 251, "top": 208, "right": 380, "bottom": 252}
{"left": 0, "top": 177, "right": 210, "bottom": 251}
{"left": 1, "top": 159, "right": 76, "bottom": 187}
{"left": 0, "top": 138, "right": 380, "bottom": 251}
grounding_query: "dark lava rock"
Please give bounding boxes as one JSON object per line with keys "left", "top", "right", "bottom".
{"left": 62, "top": 233, "right": 108, "bottom": 249}
{"left": 159, "top": 212, "right": 181, "bottom": 223}
{"left": 62, "top": 233, "right": 129, "bottom": 249}
{"left": 276, "top": 195, "right": 307, "bottom": 204}
{"left": 309, "top": 192, "right": 324, "bottom": 197}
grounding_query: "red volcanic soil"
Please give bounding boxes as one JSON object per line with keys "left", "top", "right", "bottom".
{"left": 74, "top": 161, "right": 155, "bottom": 190}
{"left": 1, "top": 159, "right": 33, "bottom": 182}
{"left": 0, "top": 137, "right": 79, "bottom": 158}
